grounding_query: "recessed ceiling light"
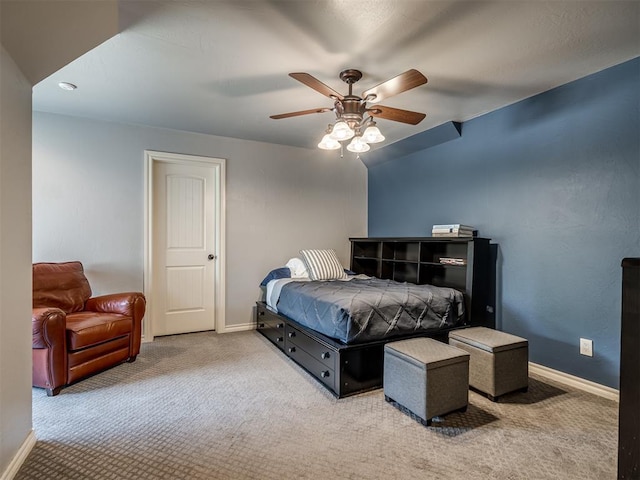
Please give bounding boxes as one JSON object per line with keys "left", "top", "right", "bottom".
{"left": 58, "top": 82, "right": 77, "bottom": 91}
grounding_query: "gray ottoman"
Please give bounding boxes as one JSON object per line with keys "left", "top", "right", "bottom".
{"left": 448, "top": 327, "right": 529, "bottom": 401}
{"left": 383, "top": 338, "right": 469, "bottom": 426}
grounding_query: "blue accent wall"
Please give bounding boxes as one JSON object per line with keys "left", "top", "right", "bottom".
{"left": 368, "top": 57, "right": 640, "bottom": 388}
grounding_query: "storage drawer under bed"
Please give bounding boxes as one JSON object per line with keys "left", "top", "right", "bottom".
{"left": 286, "top": 323, "right": 336, "bottom": 371}
{"left": 286, "top": 338, "right": 335, "bottom": 391}
{"left": 256, "top": 305, "right": 286, "bottom": 351}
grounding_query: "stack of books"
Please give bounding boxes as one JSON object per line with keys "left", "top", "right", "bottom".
{"left": 432, "top": 224, "right": 476, "bottom": 237}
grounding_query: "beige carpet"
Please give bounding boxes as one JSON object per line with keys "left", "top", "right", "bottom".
{"left": 18, "top": 331, "right": 618, "bottom": 479}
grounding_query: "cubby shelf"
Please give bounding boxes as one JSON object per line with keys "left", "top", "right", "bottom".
{"left": 350, "top": 237, "right": 495, "bottom": 328}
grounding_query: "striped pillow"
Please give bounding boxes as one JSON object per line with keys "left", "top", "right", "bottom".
{"left": 299, "top": 249, "right": 348, "bottom": 281}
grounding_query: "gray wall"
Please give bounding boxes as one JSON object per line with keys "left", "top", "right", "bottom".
{"left": 1, "top": 3, "right": 120, "bottom": 474}
{"left": 0, "top": 45, "right": 33, "bottom": 475}
{"left": 368, "top": 58, "right": 640, "bottom": 388}
{"left": 32, "top": 112, "right": 367, "bottom": 329}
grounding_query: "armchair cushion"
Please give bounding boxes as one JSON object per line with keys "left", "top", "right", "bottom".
{"left": 65, "top": 312, "right": 132, "bottom": 350}
{"left": 33, "top": 261, "right": 91, "bottom": 313}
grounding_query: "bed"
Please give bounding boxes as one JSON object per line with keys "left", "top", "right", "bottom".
{"left": 256, "top": 241, "right": 494, "bottom": 398}
{"left": 266, "top": 276, "right": 466, "bottom": 344}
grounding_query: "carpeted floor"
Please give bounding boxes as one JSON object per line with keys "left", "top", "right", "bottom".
{"left": 17, "top": 331, "right": 618, "bottom": 479}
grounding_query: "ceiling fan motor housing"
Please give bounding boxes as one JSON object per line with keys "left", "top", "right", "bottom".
{"left": 338, "top": 97, "right": 366, "bottom": 126}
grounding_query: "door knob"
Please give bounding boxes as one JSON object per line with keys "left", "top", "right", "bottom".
{"left": 208, "top": 254, "right": 216, "bottom": 260}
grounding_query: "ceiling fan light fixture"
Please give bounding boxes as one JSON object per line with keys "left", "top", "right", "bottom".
{"left": 318, "top": 133, "right": 341, "bottom": 150}
{"left": 362, "top": 125, "right": 385, "bottom": 143}
{"left": 346, "top": 136, "right": 370, "bottom": 153}
{"left": 329, "top": 120, "right": 355, "bottom": 141}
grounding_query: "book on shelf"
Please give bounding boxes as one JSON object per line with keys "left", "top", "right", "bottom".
{"left": 432, "top": 224, "right": 475, "bottom": 233}
{"left": 431, "top": 231, "right": 476, "bottom": 238}
{"left": 439, "top": 257, "right": 467, "bottom": 266}
{"left": 431, "top": 228, "right": 474, "bottom": 234}
{"left": 432, "top": 231, "right": 475, "bottom": 237}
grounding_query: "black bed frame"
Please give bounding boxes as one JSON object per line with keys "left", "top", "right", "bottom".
{"left": 255, "top": 237, "right": 495, "bottom": 398}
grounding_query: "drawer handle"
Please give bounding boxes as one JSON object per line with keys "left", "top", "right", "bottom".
{"left": 276, "top": 323, "right": 284, "bottom": 329}
{"left": 258, "top": 323, "right": 265, "bottom": 329}
{"left": 276, "top": 337, "right": 283, "bottom": 343}
{"left": 288, "top": 347, "right": 296, "bottom": 353}
{"left": 288, "top": 332, "right": 296, "bottom": 338}
{"left": 321, "top": 352, "right": 330, "bottom": 360}
{"left": 320, "top": 371, "right": 330, "bottom": 378}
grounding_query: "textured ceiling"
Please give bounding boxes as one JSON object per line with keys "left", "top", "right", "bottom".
{"left": 32, "top": 1, "right": 640, "bottom": 151}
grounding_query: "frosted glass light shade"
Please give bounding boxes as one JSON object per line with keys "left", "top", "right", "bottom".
{"left": 318, "top": 134, "right": 341, "bottom": 150}
{"left": 329, "top": 120, "right": 355, "bottom": 141}
{"left": 362, "top": 125, "right": 385, "bottom": 143}
{"left": 346, "top": 136, "right": 370, "bottom": 153}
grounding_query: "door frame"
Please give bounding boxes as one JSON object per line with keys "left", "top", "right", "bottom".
{"left": 143, "top": 150, "right": 226, "bottom": 342}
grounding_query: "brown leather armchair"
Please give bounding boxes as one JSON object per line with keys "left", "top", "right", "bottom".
{"left": 32, "top": 261, "right": 146, "bottom": 396}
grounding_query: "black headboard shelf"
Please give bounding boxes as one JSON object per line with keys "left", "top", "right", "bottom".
{"left": 350, "top": 237, "right": 495, "bottom": 329}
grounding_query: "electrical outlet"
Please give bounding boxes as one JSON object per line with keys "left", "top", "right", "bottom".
{"left": 580, "top": 338, "right": 593, "bottom": 357}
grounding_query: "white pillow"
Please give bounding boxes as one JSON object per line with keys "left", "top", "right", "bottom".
{"left": 285, "top": 257, "right": 309, "bottom": 278}
{"left": 299, "top": 249, "right": 348, "bottom": 281}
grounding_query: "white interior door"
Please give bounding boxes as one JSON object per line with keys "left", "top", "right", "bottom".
{"left": 152, "top": 160, "right": 218, "bottom": 336}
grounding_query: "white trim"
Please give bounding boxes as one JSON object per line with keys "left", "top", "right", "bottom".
{"left": 221, "top": 322, "right": 255, "bottom": 333}
{"left": 143, "top": 153, "right": 153, "bottom": 342}
{"left": 529, "top": 362, "right": 619, "bottom": 402}
{"left": 144, "top": 150, "right": 227, "bottom": 339}
{"left": 1, "top": 430, "right": 36, "bottom": 480}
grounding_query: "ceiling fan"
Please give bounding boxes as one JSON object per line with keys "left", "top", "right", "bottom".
{"left": 270, "top": 69, "right": 428, "bottom": 152}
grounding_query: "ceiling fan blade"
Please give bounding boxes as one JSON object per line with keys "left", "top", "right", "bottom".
{"left": 289, "top": 73, "right": 344, "bottom": 100}
{"left": 362, "top": 69, "right": 428, "bottom": 103}
{"left": 270, "top": 107, "right": 333, "bottom": 119}
{"left": 368, "top": 105, "right": 426, "bottom": 125}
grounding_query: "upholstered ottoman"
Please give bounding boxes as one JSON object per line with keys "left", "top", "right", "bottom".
{"left": 383, "top": 338, "right": 469, "bottom": 426}
{"left": 448, "top": 327, "right": 529, "bottom": 401}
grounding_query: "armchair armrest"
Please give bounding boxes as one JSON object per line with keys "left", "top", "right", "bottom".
{"left": 85, "top": 292, "right": 146, "bottom": 357}
{"left": 32, "top": 307, "right": 67, "bottom": 394}
{"left": 85, "top": 292, "right": 146, "bottom": 320}
{"left": 32, "top": 307, "right": 66, "bottom": 349}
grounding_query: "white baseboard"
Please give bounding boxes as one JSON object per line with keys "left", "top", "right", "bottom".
{"left": 529, "top": 362, "right": 619, "bottom": 402}
{"left": 1, "top": 429, "right": 36, "bottom": 480}
{"left": 219, "top": 322, "right": 254, "bottom": 333}
{"left": 141, "top": 323, "right": 253, "bottom": 340}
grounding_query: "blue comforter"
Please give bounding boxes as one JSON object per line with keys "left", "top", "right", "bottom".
{"left": 276, "top": 277, "right": 466, "bottom": 344}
